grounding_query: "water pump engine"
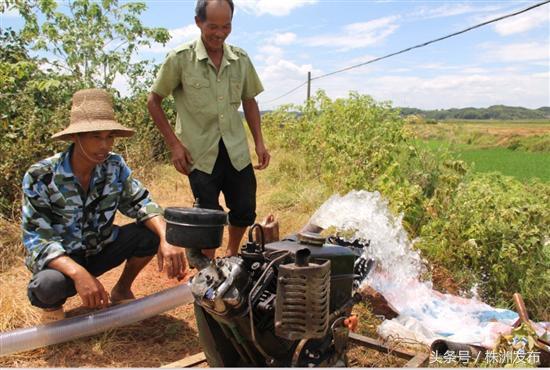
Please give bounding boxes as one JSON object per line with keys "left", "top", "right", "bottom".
{"left": 190, "top": 228, "right": 370, "bottom": 367}
{"left": 164, "top": 207, "right": 372, "bottom": 367}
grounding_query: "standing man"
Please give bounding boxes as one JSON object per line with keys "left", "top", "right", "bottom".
{"left": 22, "top": 88, "right": 187, "bottom": 323}
{"left": 147, "top": 0, "right": 269, "bottom": 260}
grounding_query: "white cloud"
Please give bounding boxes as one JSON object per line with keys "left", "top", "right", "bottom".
{"left": 481, "top": 42, "right": 550, "bottom": 63}
{"left": 532, "top": 70, "right": 549, "bottom": 79}
{"left": 257, "top": 59, "right": 321, "bottom": 106}
{"left": 272, "top": 32, "right": 297, "bottom": 45}
{"left": 142, "top": 24, "right": 199, "bottom": 54}
{"left": 261, "top": 59, "right": 315, "bottom": 81}
{"left": 358, "top": 72, "right": 544, "bottom": 109}
{"left": 344, "top": 16, "right": 397, "bottom": 34}
{"left": 345, "top": 54, "right": 379, "bottom": 66}
{"left": 419, "top": 63, "right": 459, "bottom": 71}
{"left": 412, "top": 3, "right": 502, "bottom": 20}
{"left": 493, "top": 6, "right": 549, "bottom": 35}
{"left": 260, "top": 68, "right": 549, "bottom": 110}
{"left": 238, "top": 0, "right": 317, "bottom": 16}
{"left": 462, "top": 67, "right": 489, "bottom": 74}
{"left": 302, "top": 16, "right": 400, "bottom": 51}
{"left": 256, "top": 44, "right": 284, "bottom": 63}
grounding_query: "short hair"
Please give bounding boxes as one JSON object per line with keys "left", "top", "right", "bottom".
{"left": 195, "top": 0, "right": 234, "bottom": 22}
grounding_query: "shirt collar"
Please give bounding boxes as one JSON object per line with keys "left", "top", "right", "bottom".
{"left": 195, "top": 38, "right": 239, "bottom": 62}
{"left": 58, "top": 144, "right": 104, "bottom": 187}
{"left": 195, "top": 38, "right": 209, "bottom": 61}
{"left": 59, "top": 144, "right": 76, "bottom": 178}
{"left": 224, "top": 43, "right": 239, "bottom": 61}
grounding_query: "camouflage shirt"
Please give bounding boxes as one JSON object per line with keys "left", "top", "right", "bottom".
{"left": 21, "top": 144, "right": 162, "bottom": 273}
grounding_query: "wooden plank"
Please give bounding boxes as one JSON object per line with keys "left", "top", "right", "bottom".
{"left": 161, "top": 352, "right": 207, "bottom": 368}
{"left": 349, "top": 332, "right": 417, "bottom": 360}
{"left": 163, "top": 334, "right": 427, "bottom": 368}
{"left": 404, "top": 353, "right": 429, "bottom": 368}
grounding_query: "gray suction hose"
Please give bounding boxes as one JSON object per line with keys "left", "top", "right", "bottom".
{"left": 0, "top": 282, "right": 193, "bottom": 356}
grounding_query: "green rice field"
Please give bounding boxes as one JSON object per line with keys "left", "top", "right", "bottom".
{"left": 423, "top": 139, "right": 550, "bottom": 182}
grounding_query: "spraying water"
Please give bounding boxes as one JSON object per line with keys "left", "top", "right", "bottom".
{"left": 307, "top": 190, "right": 528, "bottom": 348}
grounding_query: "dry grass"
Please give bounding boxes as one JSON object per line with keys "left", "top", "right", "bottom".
{"left": 347, "top": 302, "right": 430, "bottom": 367}
{"left": 0, "top": 216, "right": 24, "bottom": 273}
{"left": 0, "top": 252, "right": 203, "bottom": 367}
{"left": 0, "top": 266, "right": 39, "bottom": 332}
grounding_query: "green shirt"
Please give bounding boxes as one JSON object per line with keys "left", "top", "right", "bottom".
{"left": 152, "top": 38, "right": 264, "bottom": 174}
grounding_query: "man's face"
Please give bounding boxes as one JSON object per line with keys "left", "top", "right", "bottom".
{"left": 195, "top": 0, "right": 232, "bottom": 52}
{"left": 74, "top": 131, "right": 115, "bottom": 164}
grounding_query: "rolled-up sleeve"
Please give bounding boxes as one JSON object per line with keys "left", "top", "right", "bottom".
{"left": 117, "top": 163, "right": 163, "bottom": 222}
{"left": 21, "top": 173, "right": 66, "bottom": 273}
{"left": 242, "top": 56, "right": 264, "bottom": 100}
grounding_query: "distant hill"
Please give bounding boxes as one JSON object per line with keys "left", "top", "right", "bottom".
{"left": 257, "top": 105, "right": 550, "bottom": 120}
{"left": 398, "top": 105, "right": 550, "bottom": 120}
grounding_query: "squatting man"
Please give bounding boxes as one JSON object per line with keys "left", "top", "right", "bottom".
{"left": 21, "top": 88, "right": 188, "bottom": 323}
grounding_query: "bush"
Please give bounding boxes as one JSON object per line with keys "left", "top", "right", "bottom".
{"left": 417, "top": 173, "right": 550, "bottom": 318}
{"left": 0, "top": 29, "right": 78, "bottom": 216}
{"left": 263, "top": 91, "right": 458, "bottom": 235}
{"left": 0, "top": 29, "right": 173, "bottom": 217}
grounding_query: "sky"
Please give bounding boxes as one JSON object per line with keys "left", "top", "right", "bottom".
{"left": 2, "top": 0, "right": 549, "bottom": 110}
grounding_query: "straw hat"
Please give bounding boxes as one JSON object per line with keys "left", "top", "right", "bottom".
{"left": 52, "top": 88, "right": 135, "bottom": 140}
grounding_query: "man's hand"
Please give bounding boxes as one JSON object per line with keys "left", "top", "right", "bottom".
{"left": 48, "top": 255, "right": 109, "bottom": 309}
{"left": 254, "top": 142, "right": 270, "bottom": 170}
{"left": 73, "top": 270, "right": 110, "bottom": 309}
{"left": 157, "top": 240, "right": 188, "bottom": 280}
{"left": 144, "top": 216, "right": 188, "bottom": 280}
{"left": 170, "top": 141, "right": 194, "bottom": 175}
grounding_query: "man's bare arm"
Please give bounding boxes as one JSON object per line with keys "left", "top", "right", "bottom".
{"left": 242, "top": 98, "right": 270, "bottom": 170}
{"left": 147, "top": 92, "right": 194, "bottom": 175}
{"left": 143, "top": 215, "right": 188, "bottom": 280}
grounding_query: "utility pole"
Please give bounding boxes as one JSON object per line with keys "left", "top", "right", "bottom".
{"left": 306, "top": 71, "right": 311, "bottom": 101}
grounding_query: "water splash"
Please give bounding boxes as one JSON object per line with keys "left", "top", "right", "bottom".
{"left": 307, "top": 190, "right": 523, "bottom": 347}
{"left": 308, "top": 190, "right": 427, "bottom": 292}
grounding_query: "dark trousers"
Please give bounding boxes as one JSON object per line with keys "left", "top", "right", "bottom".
{"left": 188, "top": 140, "right": 257, "bottom": 227}
{"left": 27, "top": 223, "right": 159, "bottom": 309}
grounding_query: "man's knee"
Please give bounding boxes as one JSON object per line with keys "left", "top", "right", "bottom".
{"left": 228, "top": 205, "right": 256, "bottom": 227}
{"left": 133, "top": 225, "right": 160, "bottom": 257}
{"left": 226, "top": 185, "right": 256, "bottom": 227}
{"left": 27, "top": 269, "right": 76, "bottom": 309}
{"left": 225, "top": 166, "right": 257, "bottom": 227}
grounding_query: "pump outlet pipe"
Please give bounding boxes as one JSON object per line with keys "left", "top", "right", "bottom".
{"left": 0, "top": 282, "right": 193, "bottom": 356}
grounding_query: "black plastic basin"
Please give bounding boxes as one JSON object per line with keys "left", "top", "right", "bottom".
{"left": 164, "top": 207, "right": 228, "bottom": 249}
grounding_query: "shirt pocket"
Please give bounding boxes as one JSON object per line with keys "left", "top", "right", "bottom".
{"left": 229, "top": 78, "right": 242, "bottom": 106}
{"left": 183, "top": 76, "right": 211, "bottom": 106}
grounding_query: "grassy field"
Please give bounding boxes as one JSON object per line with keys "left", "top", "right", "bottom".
{"left": 411, "top": 120, "right": 550, "bottom": 182}
{"left": 421, "top": 139, "right": 550, "bottom": 182}
{"left": 441, "top": 119, "right": 550, "bottom": 127}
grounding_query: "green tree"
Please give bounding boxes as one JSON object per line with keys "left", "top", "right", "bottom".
{"left": 0, "top": 27, "right": 76, "bottom": 217}
{"left": 3, "top": 0, "right": 170, "bottom": 88}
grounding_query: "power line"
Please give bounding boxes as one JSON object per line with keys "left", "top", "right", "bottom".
{"left": 260, "top": 0, "right": 550, "bottom": 105}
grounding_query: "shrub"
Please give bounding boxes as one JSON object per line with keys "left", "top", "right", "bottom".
{"left": 417, "top": 173, "right": 549, "bottom": 318}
